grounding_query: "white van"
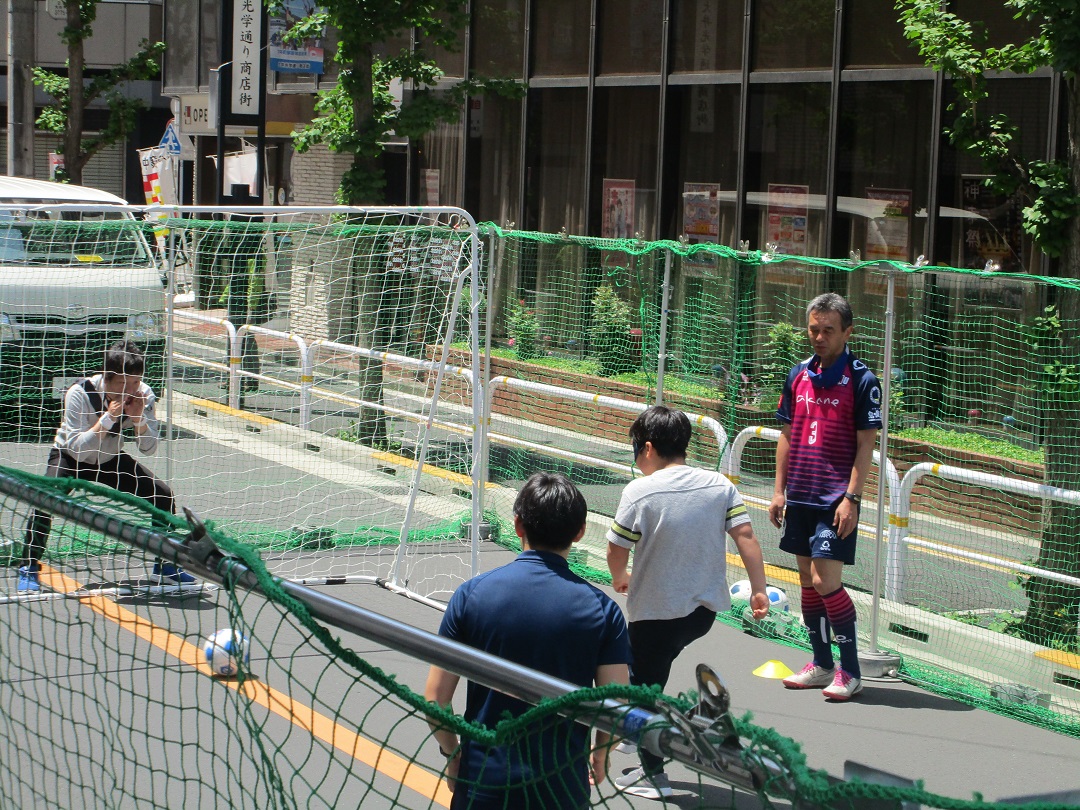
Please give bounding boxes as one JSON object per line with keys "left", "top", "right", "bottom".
{"left": 0, "top": 177, "right": 165, "bottom": 438}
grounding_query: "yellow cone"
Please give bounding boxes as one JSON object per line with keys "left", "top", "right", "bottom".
{"left": 753, "top": 660, "right": 794, "bottom": 679}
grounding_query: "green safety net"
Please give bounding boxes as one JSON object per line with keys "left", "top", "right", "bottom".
{"left": 1, "top": 464, "right": 1078, "bottom": 810}
{"left": 3, "top": 215, "right": 1080, "bottom": 804}
{"left": 477, "top": 225, "right": 1080, "bottom": 736}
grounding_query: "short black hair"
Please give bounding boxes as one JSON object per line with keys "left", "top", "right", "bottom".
{"left": 807, "top": 292, "right": 853, "bottom": 330}
{"left": 104, "top": 340, "right": 145, "bottom": 378}
{"left": 513, "top": 472, "right": 588, "bottom": 552}
{"left": 629, "top": 405, "right": 692, "bottom": 460}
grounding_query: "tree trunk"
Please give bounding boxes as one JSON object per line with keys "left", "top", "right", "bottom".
{"left": 1019, "top": 74, "right": 1080, "bottom": 650}
{"left": 64, "top": 0, "right": 87, "bottom": 185}
{"left": 345, "top": 48, "right": 389, "bottom": 448}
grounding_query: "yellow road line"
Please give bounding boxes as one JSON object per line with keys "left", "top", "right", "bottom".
{"left": 39, "top": 565, "right": 452, "bottom": 807}
{"left": 1034, "top": 648, "right": 1080, "bottom": 672}
{"left": 188, "top": 396, "right": 492, "bottom": 493}
{"left": 190, "top": 397, "right": 280, "bottom": 427}
{"left": 372, "top": 450, "right": 497, "bottom": 490}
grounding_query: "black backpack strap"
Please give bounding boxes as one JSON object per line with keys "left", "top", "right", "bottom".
{"left": 81, "top": 378, "right": 103, "bottom": 416}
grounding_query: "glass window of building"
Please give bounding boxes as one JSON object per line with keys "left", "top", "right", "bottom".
{"left": 834, "top": 80, "right": 934, "bottom": 390}
{"left": 465, "top": 95, "right": 523, "bottom": 225}
{"left": 744, "top": 82, "right": 831, "bottom": 253}
{"left": 948, "top": 1, "right": 1040, "bottom": 49}
{"left": 668, "top": 84, "right": 740, "bottom": 243}
{"left": 844, "top": 0, "right": 924, "bottom": 67}
{"left": 163, "top": 0, "right": 199, "bottom": 92}
{"left": 937, "top": 77, "right": 1050, "bottom": 274}
{"left": 532, "top": 0, "right": 591, "bottom": 76}
{"left": 199, "top": 0, "right": 220, "bottom": 88}
{"left": 417, "top": 113, "right": 464, "bottom": 205}
{"left": 591, "top": 87, "right": 661, "bottom": 240}
{"left": 835, "top": 80, "right": 933, "bottom": 264}
{"left": 753, "top": 0, "right": 834, "bottom": 70}
{"left": 418, "top": 12, "right": 466, "bottom": 78}
{"left": 471, "top": 0, "right": 526, "bottom": 79}
{"left": 671, "top": 0, "right": 742, "bottom": 73}
{"left": 744, "top": 81, "right": 831, "bottom": 323}
{"left": 666, "top": 83, "right": 742, "bottom": 380}
{"left": 597, "top": 0, "right": 664, "bottom": 75}
{"left": 523, "top": 88, "right": 589, "bottom": 233}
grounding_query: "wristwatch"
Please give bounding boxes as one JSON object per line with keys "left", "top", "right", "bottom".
{"left": 843, "top": 492, "right": 861, "bottom": 504}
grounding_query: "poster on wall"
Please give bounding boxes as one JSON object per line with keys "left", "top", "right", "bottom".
{"left": 766, "top": 183, "right": 808, "bottom": 256}
{"left": 959, "top": 175, "right": 1023, "bottom": 273}
{"left": 602, "top": 179, "right": 635, "bottom": 240}
{"left": 683, "top": 182, "right": 721, "bottom": 271}
{"left": 764, "top": 183, "right": 808, "bottom": 286}
{"left": 864, "top": 188, "right": 911, "bottom": 262}
{"left": 269, "top": 0, "right": 325, "bottom": 74}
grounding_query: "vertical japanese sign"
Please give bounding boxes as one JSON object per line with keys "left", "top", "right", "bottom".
{"left": 689, "top": 0, "right": 716, "bottom": 133}
{"left": 960, "top": 175, "right": 1022, "bottom": 272}
{"left": 602, "top": 178, "right": 635, "bottom": 272}
{"left": 232, "top": 0, "right": 263, "bottom": 116}
{"left": 48, "top": 152, "right": 64, "bottom": 181}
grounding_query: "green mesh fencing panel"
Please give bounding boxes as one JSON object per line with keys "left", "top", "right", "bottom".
{"left": 3, "top": 211, "right": 1080, "bottom": 791}
{"left": 478, "top": 226, "right": 1080, "bottom": 735}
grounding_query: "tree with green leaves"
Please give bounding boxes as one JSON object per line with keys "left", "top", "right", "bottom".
{"left": 33, "top": 0, "right": 164, "bottom": 186}
{"left": 286, "top": 1, "right": 522, "bottom": 446}
{"left": 897, "top": 0, "right": 1080, "bottom": 648}
{"left": 288, "top": 1, "right": 522, "bottom": 204}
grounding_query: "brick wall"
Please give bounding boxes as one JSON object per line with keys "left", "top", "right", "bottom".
{"left": 289, "top": 144, "right": 350, "bottom": 205}
{"left": 439, "top": 347, "right": 1048, "bottom": 537}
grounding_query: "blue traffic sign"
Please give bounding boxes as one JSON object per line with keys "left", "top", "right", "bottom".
{"left": 159, "top": 120, "right": 182, "bottom": 156}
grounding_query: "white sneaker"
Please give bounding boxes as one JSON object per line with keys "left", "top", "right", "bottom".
{"left": 614, "top": 767, "right": 673, "bottom": 800}
{"left": 822, "top": 668, "right": 863, "bottom": 700}
{"left": 615, "top": 740, "right": 637, "bottom": 755}
{"left": 782, "top": 662, "right": 835, "bottom": 689}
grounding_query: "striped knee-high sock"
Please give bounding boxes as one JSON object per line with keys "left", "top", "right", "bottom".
{"left": 801, "top": 586, "right": 834, "bottom": 670}
{"left": 822, "top": 587, "right": 860, "bottom": 678}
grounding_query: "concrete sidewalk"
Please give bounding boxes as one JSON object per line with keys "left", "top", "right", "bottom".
{"left": 365, "top": 550, "right": 1080, "bottom": 806}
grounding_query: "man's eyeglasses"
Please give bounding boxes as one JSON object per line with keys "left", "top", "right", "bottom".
{"left": 632, "top": 440, "right": 644, "bottom": 458}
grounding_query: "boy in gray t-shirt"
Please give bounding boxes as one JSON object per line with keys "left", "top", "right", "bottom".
{"left": 607, "top": 406, "right": 769, "bottom": 800}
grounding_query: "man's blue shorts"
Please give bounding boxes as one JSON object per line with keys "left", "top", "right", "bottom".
{"left": 779, "top": 498, "right": 858, "bottom": 565}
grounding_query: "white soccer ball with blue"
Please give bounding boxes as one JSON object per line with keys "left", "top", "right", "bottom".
{"left": 204, "top": 628, "right": 250, "bottom": 678}
{"left": 730, "top": 580, "right": 791, "bottom": 612}
{"left": 766, "top": 585, "right": 790, "bottom": 612}
{"left": 729, "top": 579, "right": 753, "bottom": 602}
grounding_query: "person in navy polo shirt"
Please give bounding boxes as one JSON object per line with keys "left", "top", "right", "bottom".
{"left": 424, "top": 473, "right": 632, "bottom": 809}
{"left": 768, "top": 293, "right": 882, "bottom": 701}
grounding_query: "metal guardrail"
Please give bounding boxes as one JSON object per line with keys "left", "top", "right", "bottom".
{"left": 170, "top": 312, "right": 732, "bottom": 508}
{"left": 887, "top": 462, "right": 1080, "bottom": 603}
{"left": 720, "top": 426, "right": 1080, "bottom": 607}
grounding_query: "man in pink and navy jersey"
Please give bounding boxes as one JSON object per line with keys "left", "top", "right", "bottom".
{"left": 768, "top": 293, "right": 881, "bottom": 701}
